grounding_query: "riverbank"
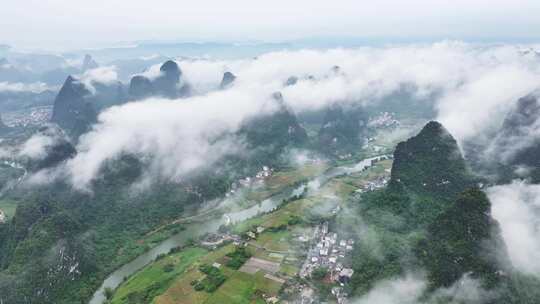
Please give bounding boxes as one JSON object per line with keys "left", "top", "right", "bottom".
{"left": 98, "top": 155, "right": 393, "bottom": 304}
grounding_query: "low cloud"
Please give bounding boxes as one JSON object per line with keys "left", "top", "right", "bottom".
{"left": 487, "top": 181, "right": 540, "bottom": 277}
{"left": 17, "top": 125, "right": 69, "bottom": 161}
{"left": 78, "top": 66, "right": 119, "bottom": 93}
{"left": 174, "top": 42, "right": 540, "bottom": 129}
{"left": 351, "top": 273, "right": 493, "bottom": 304}
{"left": 135, "top": 63, "right": 163, "bottom": 81}
{"left": 282, "top": 148, "right": 326, "bottom": 167}
{"left": 351, "top": 274, "right": 426, "bottom": 304}
{"left": 172, "top": 59, "right": 228, "bottom": 94}
{"left": 437, "top": 65, "right": 539, "bottom": 142}
{"left": 426, "top": 274, "right": 495, "bottom": 304}
{"left": 35, "top": 42, "right": 540, "bottom": 189}
{"left": 66, "top": 88, "right": 278, "bottom": 189}
{"left": 19, "top": 133, "right": 55, "bottom": 160}
{"left": 0, "top": 81, "right": 54, "bottom": 93}
{"left": 0, "top": 146, "right": 14, "bottom": 159}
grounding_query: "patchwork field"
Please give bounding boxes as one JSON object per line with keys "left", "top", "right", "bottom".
{"left": 154, "top": 243, "right": 284, "bottom": 304}
{"left": 110, "top": 247, "right": 208, "bottom": 304}
{"left": 109, "top": 156, "right": 393, "bottom": 304}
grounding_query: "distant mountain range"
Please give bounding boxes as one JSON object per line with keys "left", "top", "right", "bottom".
{"left": 128, "top": 60, "right": 190, "bottom": 100}
{"left": 0, "top": 54, "right": 100, "bottom": 86}
{"left": 50, "top": 60, "right": 194, "bottom": 138}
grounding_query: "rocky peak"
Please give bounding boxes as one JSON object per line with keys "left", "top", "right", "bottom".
{"left": 220, "top": 71, "right": 236, "bottom": 89}
{"left": 54, "top": 75, "right": 91, "bottom": 102}
{"left": 390, "top": 121, "right": 475, "bottom": 200}
{"left": 51, "top": 75, "right": 124, "bottom": 137}
{"left": 159, "top": 60, "right": 181, "bottom": 81}
{"left": 127, "top": 60, "right": 192, "bottom": 100}
{"left": 81, "top": 54, "right": 98, "bottom": 71}
{"left": 51, "top": 76, "right": 93, "bottom": 131}
{"left": 285, "top": 76, "right": 298, "bottom": 86}
{"left": 128, "top": 75, "right": 154, "bottom": 100}
{"left": 153, "top": 60, "right": 182, "bottom": 98}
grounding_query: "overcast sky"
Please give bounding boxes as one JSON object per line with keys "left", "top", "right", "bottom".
{"left": 2, "top": 0, "right": 540, "bottom": 50}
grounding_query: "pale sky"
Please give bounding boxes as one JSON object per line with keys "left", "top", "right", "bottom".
{"left": 2, "top": 0, "right": 540, "bottom": 50}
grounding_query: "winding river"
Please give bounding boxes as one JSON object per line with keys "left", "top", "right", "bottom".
{"left": 89, "top": 154, "right": 388, "bottom": 304}
{"left": 89, "top": 183, "right": 299, "bottom": 304}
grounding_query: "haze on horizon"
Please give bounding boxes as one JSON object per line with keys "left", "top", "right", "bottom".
{"left": 2, "top": 0, "right": 540, "bottom": 51}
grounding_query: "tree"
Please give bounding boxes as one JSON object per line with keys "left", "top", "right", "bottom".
{"left": 311, "top": 267, "right": 328, "bottom": 280}
{"left": 104, "top": 287, "right": 114, "bottom": 300}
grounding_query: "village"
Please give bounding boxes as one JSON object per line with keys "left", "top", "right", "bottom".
{"left": 367, "top": 111, "right": 400, "bottom": 130}
{"left": 354, "top": 175, "right": 390, "bottom": 193}
{"left": 197, "top": 218, "right": 359, "bottom": 304}
{"left": 296, "top": 221, "right": 354, "bottom": 304}
{"left": 99, "top": 139, "right": 394, "bottom": 304}
{"left": 226, "top": 165, "right": 274, "bottom": 197}
{"left": 192, "top": 152, "right": 394, "bottom": 304}
{"left": 3, "top": 106, "right": 52, "bottom": 127}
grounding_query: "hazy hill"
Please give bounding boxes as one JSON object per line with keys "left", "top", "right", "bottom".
{"left": 492, "top": 92, "right": 540, "bottom": 182}
{"left": 390, "top": 121, "right": 476, "bottom": 201}
{"left": 317, "top": 104, "right": 367, "bottom": 155}
{"left": 51, "top": 75, "right": 125, "bottom": 138}
{"left": 128, "top": 60, "right": 190, "bottom": 100}
{"left": 351, "top": 121, "right": 540, "bottom": 303}
{"left": 220, "top": 71, "right": 236, "bottom": 89}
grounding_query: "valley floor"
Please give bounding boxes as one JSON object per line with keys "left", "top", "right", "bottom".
{"left": 106, "top": 154, "right": 393, "bottom": 304}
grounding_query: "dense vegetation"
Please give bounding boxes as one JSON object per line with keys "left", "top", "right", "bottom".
{"left": 0, "top": 98, "right": 322, "bottom": 303}
{"left": 109, "top": 247, "right": 206, "bottom": 304}
{"left": 389, "top": 121, "right": 477, "bottom": 202}
{"left": 0, "top": 80, "right": 353, "bottom": 303}
{"left": 417, "top": 188, "right": 505, "bottom": 289}
{"left": 195, "top": 264, "right": 227, "bottom": 293}
{"left": 349, "top": 121, "right": 540, "bottom": 303}
{"left": 225, "top": 246, "right": 251, "bottom": 270}
{"left": 3, "top": 86, "right": 538, "bottom": 304}
{"left": 0, "top": 156, "right": 234, "bottom": 303}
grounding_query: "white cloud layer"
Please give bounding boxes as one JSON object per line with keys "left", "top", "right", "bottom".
{"left": 67, "top": 89, "right": 278, "bottom": 189}
{"left": 19, "top": 133, "right": 55, "bottom": 160}
{"left": 488, "top": 181, "right": 540, "bottom": 277}
{"left": 0, "top": 81, "right": 53, "bottom": 93}
{"left": 18, "top": 42, "right": 540, "bottom": 188}
{"left": 174, "top": 42, "right": 540, "bottom": 141}
{"left": 78, "top": 66, "right": 119, "bottom": 93}
{"left": 350, "top": 273, "right": 492, "bottom": 304}
{"left": 352, "top": 274, "right": 426, "bottom": 304}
